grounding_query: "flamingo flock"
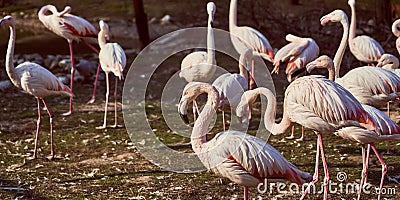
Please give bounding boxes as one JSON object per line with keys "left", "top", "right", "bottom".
{"left": 1, "top": 0, "right": 400, "bottom": 199}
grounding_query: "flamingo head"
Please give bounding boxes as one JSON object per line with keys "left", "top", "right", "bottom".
{"left": 236, "top": 89, "right": 258, "bottom": 125}
{"left": 348, "top": 0, "right": 355, "bottom": 6}
{"left": 376, "top": 54, "right": 399, "bottom": 69}
{"left": 306, "top": 55, "right": 333, "bottom": 73}
{"left": 207, "top": 2, "right": 216, "bottom": 21}
{"left": 320, "top": 10, "right": 346, "bottom": 26}
{"left": 56, "top": 6, "right": 72, "bottom": 17}
{"left": 99, "top": 20, "right": 110, "bottom": 40}
{"left": 0, "top": 16, "right": 15, "bottom": 27}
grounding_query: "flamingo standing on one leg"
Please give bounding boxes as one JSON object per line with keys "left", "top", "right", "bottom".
{"left": 178, "top": 82, "right": 312, "bottom": 200}
{"left": 229, "top": 0, "right": 274, "bottom": 90}
{"left": 179, "top": 2, "right": 217, "bottom": 122}
{"left": 212, "top": 48, "right": 253, "bottom": 130}
{"left": 96, "top": 20, "right": 126, "bottom": 129}
{"left": 38, "top": 5, "right": 100, "bottom": 115}
{"left": 236, "top": 75, "right": 379, "bottom": 200}
{"left": 306, "top": 55, "right": 400, "bottom": 200}
{"left": 1, "top": 16, "right": 73, "bottom": 159}
{"left": 348, "top": 0, "right": 384, "bottom": 65}
{"left": 320, "top": 9, "right": 400, "bottom": 118}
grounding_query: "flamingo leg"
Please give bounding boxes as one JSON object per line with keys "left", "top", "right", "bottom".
{"left": 33, "top": 98, "right": 42, "bottom": 159}
{"left": 365, "top": 144, "right": 370, "bottom": 184}
{"left": 249, "top": 58, "right": 255, "bottom": 90}
{"left": 82, "top": 39, "right": 100, "bottom": 54}
{"left": 296, "top": 126, "right": 306, "bottom": 141}
{"left": 97, "top": 73, "right": 109, "bottom": 129}
{"left": 87, "top": 63, "right": 101, "bottom": 104}
{"left": 111, "top": 77, "right": 122, "bottom": 128}
{"left": 316, "top": 133, "right": 329, "bottom": 200}
{"left": 192, "top": 100, "right": 199, "bottom": 122}
{"left": 222, "top": 110, "right": 226, "bottom": 131}
{"left": 386, "top": 101, "right": 391, "bottom": 154}
{"left": 82, "top": 39, "right": 101, "bottom": 104}
{"left": 42, "top": 99, "right": 54, "bottom": 160}
{"left": 286, "top": 125, "right": 296, "bottom": 140}
{"left": 358, "top": 145, "right": 367, "bottom": 200}
{"left": 301, "top": 134, "right": 321, "bottom": 200}
{"left": 371, "top": 144, "right": 387, "bottom": 200}
{"left": 62, "top": 40, "right": 75, "bottom": 116}
{"left": 243, "top": 186, "right": 248, "bottom": 200}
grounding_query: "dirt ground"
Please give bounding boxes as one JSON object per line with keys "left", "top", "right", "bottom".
{"left": 1, "top": 0, "right": 400, "bottom": 199}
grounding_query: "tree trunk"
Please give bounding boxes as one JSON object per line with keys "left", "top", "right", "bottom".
{"left": 133, "top": 0, "right": 150, "bottom": 49}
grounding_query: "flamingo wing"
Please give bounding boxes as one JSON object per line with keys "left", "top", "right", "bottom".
{"left": 212, "top": 73, "right": 248, "bottom": 109}
{"left": 350, "top": 36, "right": 384, "bottom": 63}
{"left": 99, "top": 43, "right": 127, "bottom": 78}
{"left": 338, "top": 67, "right": 400, "bottom": 107}
{"left": 180, "top": 51, "right": 215, "bottom": 82}
{"left": 361, "top": 104, "right": 400, "bottom": 135}
{"left": 202, "top": 131, "right": 311, "bottom": 187}
{"left": 285, "top": 75, "right": 375, "bottom": 133}
{"left": 16, "top": 62, "right": 72, "bottom": 98}
{"left": 231, "top": 26, "right": 274, "bottom": 62}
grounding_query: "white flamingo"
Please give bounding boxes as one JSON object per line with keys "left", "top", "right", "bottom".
{"left": 212, "top": 48, "right": 253, "bottom": 130}
{"left": 391, "top": 19, "right": 400, "bottom": 56}
{"left": 377, "top": 53, "right": 400, "bottom": 77}
{"left": 229, "top": 0, "right": 274, "bottom": 89}
{"left": 348, "top": 0, "right": 384, "bottom": 65}
{"left": 178, "top": 82, "right": 312, "bottom": 200}
{"left": 179, "top": 2, "right": 216, "bottom": 122}
{"left": 96, "top": 20, "right": 126, "bottom": 129}
{"left": 1, "top": 16, "right": 73, "bottom": 159}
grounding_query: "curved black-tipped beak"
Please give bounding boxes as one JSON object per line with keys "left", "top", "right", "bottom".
{"left": 180, "top": 113, "right": 190, "bottom": 124}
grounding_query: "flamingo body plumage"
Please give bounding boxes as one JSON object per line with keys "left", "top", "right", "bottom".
{"left": 1, "top": 16, "right": 73, "bottom": 159}
{"left": 348, "top": 0, "right": 384, "bottom": 64}
{"left": 273, "top": 34, "right": 319, "bottom": 82}
{"left": 178, "top": 83, "right": 311, "bottom": 199}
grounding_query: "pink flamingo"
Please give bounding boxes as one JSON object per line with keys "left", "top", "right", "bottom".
{"left": 348, "top": 0, "right": 384, "bottom": 65}
{"left": 1, "top": 16, "right": 73, "bottom": 159}
{"left": 38, "top": 5, "right": 100, "bottom": 115}
{"left": 180, "top": 2, "right": 216, "bottom": 122}
{"left": 272, "top": 34, "right": 319, "bottom": 82}
{"left": 96, "top": 20, "right": 126, "bottom": 129}
{"left": 178, "top": 82, "right": 312, "bottom": 200}
{"left": 391, "top": 19, "right": 400, "bottom": 55}
{"left": 377, "top": 54, "right": 400, "bottom": 77}
{"left": 306, "top": 55, "right": 400, "bottom": 200}
{"left": 212, "top": 48, "right": 253, "bottom": 130}
{"left": 321, "top": 9, "right": 400, "bottom": 116}
{"left": 236, "top": 75, "right": 378, "bottom": 200}
{"left": 229, "top": 0, "right": 274, "bottom": 89}
{"left": 272, "top": 34, "right": 319, "bottom": 141}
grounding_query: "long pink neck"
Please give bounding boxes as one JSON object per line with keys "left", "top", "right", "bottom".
{"left": 191, "top": 86, "right": 219, "bottom": 152}
{"left": 348, "top": 3, "right": 356, "bottom": 42}
{"left": 333, "top": 15, "right": 349, "bottom": 80}
{"left": 247, "top": 88, "right": 292, "bottom": 135}
{"left": 5, "top": 24, "right": 21, "bottom": 88}
{"left": 229, "top": 0, "right": 238, "bottom": 31}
